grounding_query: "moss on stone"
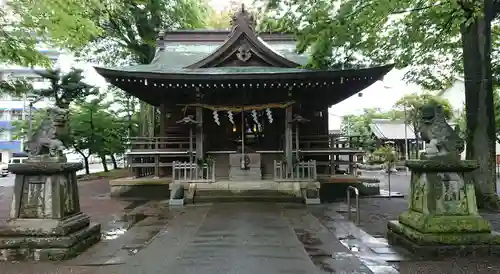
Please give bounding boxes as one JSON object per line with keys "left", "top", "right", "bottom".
{"left": 388, "top": 220, "right": 500, "bottom": 246}
{"left": 398, "top": 211, "right": 491, "bottom": 234}
{"left": 405, "top": 159, "right": 479, "bottom": 172}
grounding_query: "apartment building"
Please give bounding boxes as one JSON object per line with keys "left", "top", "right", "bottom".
{"left": 0, "top": 49, "right": 58, "bottom": 163}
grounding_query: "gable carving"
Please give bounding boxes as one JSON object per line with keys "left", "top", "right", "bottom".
{"left": 236, "top": 44, "right": 252, "bottom": 62}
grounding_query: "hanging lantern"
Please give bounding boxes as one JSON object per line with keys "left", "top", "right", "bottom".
{"left": 232, "top": 125, "right": 237, "bottom": 132}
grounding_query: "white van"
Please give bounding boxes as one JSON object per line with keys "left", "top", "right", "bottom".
{"left": 9, "top": 157, "right": 28, "bottom": 164}
{"left": 0, "top": 153, "right": 28, "bottom": 177}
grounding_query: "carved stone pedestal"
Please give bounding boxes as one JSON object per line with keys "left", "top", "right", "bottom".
{"left": 387, "top": 159, "right": 500, "bottom": 257}
{"left": 0, "top": 160, "right": 101, "bottom": 261}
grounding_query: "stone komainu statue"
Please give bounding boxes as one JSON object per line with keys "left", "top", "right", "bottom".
{"left": 25, "top": 107, "right": 67, "bottom": 158}
{"left": 418, "top": 103, "right": 464, "bottom": 159}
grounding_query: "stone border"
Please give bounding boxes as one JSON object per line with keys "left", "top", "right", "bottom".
{"left": 9, "top": 162, "right": 83, "bottom": 174}
{"left": 405, "top": 159, "right": 478, "bottom": 172}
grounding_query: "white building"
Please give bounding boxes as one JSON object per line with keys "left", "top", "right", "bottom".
{"left": 0, "top": 49, "right": 59, "bottom": 163}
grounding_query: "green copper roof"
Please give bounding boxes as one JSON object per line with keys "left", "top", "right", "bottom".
{"left": 158, "top": 41, "right": 307, "bottom": 68}
{"left": 103, "top": 65, "right": 318, "bottom": 74}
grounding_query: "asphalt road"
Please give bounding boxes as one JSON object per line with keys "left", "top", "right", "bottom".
{"left": 361, "top": 170, "right": 500, "bottom": 196}
{"left": 0, "top": 163, "right": 114, "bottom": 187}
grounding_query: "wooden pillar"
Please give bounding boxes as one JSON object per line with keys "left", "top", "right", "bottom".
{"left": 159, "top": 104, "right": 166, "bottom": 138}
{"left": 195, "top": 107, "right": 204, "bottom": 160}
{"left": 285, "top": 106, "right": 293, "bottom": 173}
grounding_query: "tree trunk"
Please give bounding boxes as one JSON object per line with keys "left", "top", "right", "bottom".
{"left": 100, "top": 154, "right": 109, "bottom": 172}
{"left": 75, "top": 150, "right": 90, "bottom": 174}
{"left": 111, "top": 154, "right": 118, "bottom": 169}
{"left": 83, "top": 157, "right": 90, "bottom": 174}
{"left": 461, "top": 0, "right": 499, "bottom": 209}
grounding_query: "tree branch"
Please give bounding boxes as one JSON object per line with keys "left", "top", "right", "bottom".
{"left": 391, "top": 2, "right": 444, "bottom": 15}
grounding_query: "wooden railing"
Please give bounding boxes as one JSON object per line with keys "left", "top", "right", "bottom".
{"left": 273, "top": 160, "right": 317, "bottom": 182}
{"left": 129, "top": 137, "right": 193, "bottom": 152}
{"left": 172, "top": 161, "right": 215, "bottom": 183}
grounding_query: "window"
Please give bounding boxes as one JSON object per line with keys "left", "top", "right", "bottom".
{"left": 10, "top": 111, "right": 23, "bottom": 121}
{"left": 0, "top": 111, "right": 8, "bottom": 120}
{"left": 0, "top": 130, "right": 10, "bottom": 141}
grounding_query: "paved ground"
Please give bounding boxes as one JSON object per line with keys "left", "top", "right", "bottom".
{"left": 0, "top": 174, "right": 399, "bottom": 274}
{"left": 0, "top": 163, "right": 114, "bottom": 187}
{"left": 1, "top": 170, "right": 500, "bottom": 273}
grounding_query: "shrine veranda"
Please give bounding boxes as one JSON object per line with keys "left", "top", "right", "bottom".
{"left": 95, "top": 7, "right": 393, "bottom": 189}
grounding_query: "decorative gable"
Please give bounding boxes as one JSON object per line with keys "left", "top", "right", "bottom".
{"left": 186, "top": 5, "right": 300, "bottom": 69}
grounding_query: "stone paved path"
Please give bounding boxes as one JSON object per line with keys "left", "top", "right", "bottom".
{"left": 3, "top": 169, "right": 500, "bottom": 273}
{"left": 87, "top": 203, "right": 383, "bottom": 274}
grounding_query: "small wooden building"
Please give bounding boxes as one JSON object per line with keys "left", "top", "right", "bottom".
{"left": 369, "top": 119, "right": 416, "bottom": 159}
{"left": 95, "top": 7, "right": 393, "bottom": 186}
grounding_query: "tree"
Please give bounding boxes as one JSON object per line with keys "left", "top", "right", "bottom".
{"left": 265, "top": 0, "right": 498, "bottom": 88}
{"left": 69, "top": 96, "right": 119, "bottom": 174}
{"left": 76, "top": 0, "right": 209, "bottom": 139}
{"left": 394, "top": 93, "right": 453, "bottom": 157}
{"left": 205, "top": 7, "right": 232, "bottom": 29}
{"left": 110, "top": 87, "right": 139, "bottom": 138}
{"left": 33, "top": 68, "right": 99, "bottom": 109}
{"left": 2, "top": 0, "right": 101, "bottom": 66}
{"left": 11, "top": 108, "right": 49, "bottom": 141}
{"left": 460, "top": 0, "right": 499, "bottom": 209}
{"left": 373, "top": 144, "right": 397, "bottom": 197}
{"left": 458, "top": 88, "right": 500, "bottom": 144}
{"left": 340, "top": 108, "right": 404, "bottom": 151}
{"left": 267, "top": 0, "right": 500, "bottom": 208}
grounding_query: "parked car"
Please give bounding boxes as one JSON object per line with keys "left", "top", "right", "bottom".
{"left": 0, "top": 162, "right": 8, "bottom": 177}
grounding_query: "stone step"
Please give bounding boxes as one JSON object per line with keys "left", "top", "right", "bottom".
{"left": 195, "top": 189, "right": 294, "bottom": 197}
{"left": 194, "top": 195, "right": 302, "bottom": 203}
{"left": 193, "top": 189, "right": 301, "bottom": 203}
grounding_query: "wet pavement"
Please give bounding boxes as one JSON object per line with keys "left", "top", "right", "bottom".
{"left": 0, "top": 198, "right": 402, "bottom": 273}
{"left": 85, "top": 203, "right": 392, "bottom": 274}
{"left": 3, "top": 169, "right": 500, "bottom": 273}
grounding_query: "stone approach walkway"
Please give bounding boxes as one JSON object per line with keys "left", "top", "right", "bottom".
{"left": 2, "top": 175, "right": 500, "bottom": 273}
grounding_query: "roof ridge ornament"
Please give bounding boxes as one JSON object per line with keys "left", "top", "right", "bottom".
{"left": 231, "top": 4, "right": 256, "bottom": 31}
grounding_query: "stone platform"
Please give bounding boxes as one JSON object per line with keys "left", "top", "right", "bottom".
{"left": 387, "top": 220, "right": 500, "bottom": 257}
{"left": 0, "top": 214, "right": 101, "bottom": 261}
{"left": 109, "top": 177, "right": 170, "bottom": 199}
{"left": 170, "top": 180, "right": 321, "bottom": 205}
{"left": 1, "top": 160, "right": 101, "bottom": 261}
{"left": 387, "top": 158, "right": 500, "bottom": 257}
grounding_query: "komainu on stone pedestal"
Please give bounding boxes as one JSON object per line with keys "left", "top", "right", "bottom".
{"left": 387, "top": 103, "right": 500, "bottom": 257}
{"left": 0, "top": 108, "right": 100, "bottom": 261}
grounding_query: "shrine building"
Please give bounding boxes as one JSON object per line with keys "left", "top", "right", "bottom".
{"left": 95, "top": 6, "right": 393, "bottom": 202}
